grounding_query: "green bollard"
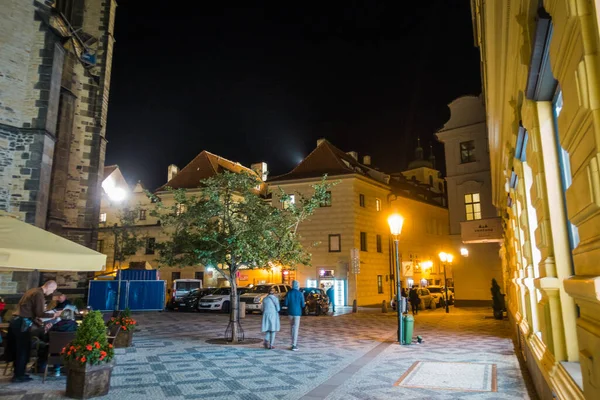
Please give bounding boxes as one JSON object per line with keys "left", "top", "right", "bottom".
{"left": 402, "top": 314, "right": 415, "bottom": 344}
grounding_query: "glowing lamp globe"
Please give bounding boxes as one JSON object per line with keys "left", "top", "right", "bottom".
{"left": 388, "top": 214, "right": 404, "bottom": 236}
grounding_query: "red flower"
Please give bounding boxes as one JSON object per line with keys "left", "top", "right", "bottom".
{"left": 100, "top": 351, "right": 107, "bottom": 357}
{"left": 108, "top": 343, "right": 113, "bottom": 348}
{"left": 122, "top": 326, "right": 127, "bottom": 331}
{"left": 94, "top": 342, "right": 100, "bottom": 349}
{"left": 86, "top": 344, "right": 93, "bottom": 351}
{"left": 81, "top": 356, "right": 86, "bottom": 363}
{"left": 61, "top": 347, "right": 66, "bottom": 354}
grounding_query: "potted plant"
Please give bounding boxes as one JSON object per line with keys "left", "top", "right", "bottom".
{"left": 108, "top": 308, "right": 137, "bottom": 348}
{"left": 491, "top": 278, "right": 505, "bottom": 320}
{"left": 62, "top": 310, "right": 115, "bottom": 399}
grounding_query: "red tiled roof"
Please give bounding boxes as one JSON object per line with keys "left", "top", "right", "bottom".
{"left": 156, "top": 151, "right": 263, "bottom": 192}
{"left": 269, "top": 139, "right": 388, "bottom": 184}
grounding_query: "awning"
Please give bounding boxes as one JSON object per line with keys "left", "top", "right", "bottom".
{"left": 0, "top": 213, "right": 106, "bottom": 271}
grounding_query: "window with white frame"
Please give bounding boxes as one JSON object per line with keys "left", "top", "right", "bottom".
{"left": 99, "top": 213, "right": 107, "bottom": 223}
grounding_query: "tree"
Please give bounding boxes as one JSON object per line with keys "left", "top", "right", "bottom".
{"left": 150, "top": 171, "right": 333, "bottom": 342}
{"left": 109, "top": 206, "right": 146, "bottom": 271}
{"left": 109, "top": 206, "right": 146, "bottom": 311}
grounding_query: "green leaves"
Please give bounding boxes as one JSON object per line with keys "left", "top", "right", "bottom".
{"left": 152, "top": 172, "right": 334, "bottom": 283}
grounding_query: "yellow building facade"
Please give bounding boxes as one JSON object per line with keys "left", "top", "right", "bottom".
{"left": 269, "top": 139, "right": 451, "bottom": 306}
{"left": 472, "top": 0, "right": 600, "bottom": 398}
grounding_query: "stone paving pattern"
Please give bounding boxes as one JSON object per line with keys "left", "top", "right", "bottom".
{"left": 0, "top": 307, "right": 537, "bottom": 399}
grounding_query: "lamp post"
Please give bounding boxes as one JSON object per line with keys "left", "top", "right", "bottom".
{"left": 388, "top": 214, "right": 404, "bottom": 345}
{"left": 438, "top": 252, "right": 453, "bottom": 313}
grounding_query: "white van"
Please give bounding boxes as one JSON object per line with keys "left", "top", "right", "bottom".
{"left": 167, "top": 279, "right": 202, "bottom": 309}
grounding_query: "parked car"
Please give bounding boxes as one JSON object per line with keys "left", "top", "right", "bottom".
{"left": 177, "top": 288, "right": 215, "bottom": 311}
{"left": 167, "top": 279, "right": 203, "bottom": 310}
{"left": 391, "top": 288, "right": 436, "bottom": 310}
{"left": 239, "top": 284, "right": 292, "bottom": 314}
{"left": 298, "top": 287, "right": 330, "bottom": 316}
{"left": 427, "top": 285, "right": 454, "bottom": 306}
{"left": 198, "top": 287, "right": 250, "bottom": 312}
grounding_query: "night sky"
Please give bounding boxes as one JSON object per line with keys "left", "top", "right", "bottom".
{"left": 105, "top": 1, "right": 482, "bottom": 190}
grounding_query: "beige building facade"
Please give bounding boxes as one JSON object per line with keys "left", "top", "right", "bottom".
{"left": 436, "top": 96, "right": 504, "bottom": 306}
{"left": 472, "top": 0, "right": 600, "bottom": 398}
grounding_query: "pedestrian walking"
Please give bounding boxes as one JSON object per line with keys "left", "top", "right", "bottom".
{"left": 5, "top": 280, "right": 59, "bottom": 383}
{"left": 409, "top": 286, "right": 420, "bottom": 315}
{"left": 284, "top": 280, "right": 305, "bottom": 351}
{"left": 326, "top": 285, "right": 335, "bottom": 313}
{"left": 261, "top": 287, "right": 281, "bottom": 349}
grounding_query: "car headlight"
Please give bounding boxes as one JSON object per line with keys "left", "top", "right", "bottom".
{"left": 254, "top": 297, "right": 262, "bottom": 303}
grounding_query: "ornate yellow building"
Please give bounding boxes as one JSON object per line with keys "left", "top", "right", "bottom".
{"left": 472, "top": 0, "right": 600, "bottom": 398}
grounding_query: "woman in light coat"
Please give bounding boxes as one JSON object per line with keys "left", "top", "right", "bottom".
{"left": 261, "top": 287, "right": 281, "bottom": 349}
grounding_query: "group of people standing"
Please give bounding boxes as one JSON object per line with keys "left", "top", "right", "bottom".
{"left": 3, "top": 280, "right": 78, "bottom": 383}
{"left": 261, "top": 281, "right": 336, "bottom": 351}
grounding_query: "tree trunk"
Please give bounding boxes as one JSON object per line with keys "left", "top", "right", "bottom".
{"left": 230, "top": 277, "right": 239, "bottom": 343}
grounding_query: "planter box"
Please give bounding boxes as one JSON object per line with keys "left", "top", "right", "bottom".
{"left": 66, "top": 360, "right": 115, "bottom": 399}
{"left": 114, "top": 329, "right": 133, "bottom": 348}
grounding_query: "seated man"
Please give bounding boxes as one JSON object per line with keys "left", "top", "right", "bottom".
{"left": 53, "top": 292, "right": 72, "bottom": 311}
{"left": 35, "top": 309, "right": 78, "bottom": 374}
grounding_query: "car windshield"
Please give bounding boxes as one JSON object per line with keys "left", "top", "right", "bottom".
{"left": 248, "top": 285, "right": 271, "bottom": 293}
{"left": 428, "top": 287, "right": 442, "bottom": 293}
{"left": 212, "top": 288, "right": 231, "bottom": 295}
{"left": 175, "top": 281, "right": 201, "bottom": 292}
{"left": 238, "top": 288, "right": 250, "bottom": 295}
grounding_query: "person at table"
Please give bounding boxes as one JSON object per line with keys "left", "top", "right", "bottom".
{"left": 53, "top": 292, "right": 72, "bottom": 311}
{"left": 35, "top": 308, "right": 78, "bottom": 374}
{"left": 6, "top": 280, "right": 60, "bottom": 383}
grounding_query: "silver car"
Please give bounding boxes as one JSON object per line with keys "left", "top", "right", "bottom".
{"left": 239, "top": 284, "right": 291, "bottom": 314}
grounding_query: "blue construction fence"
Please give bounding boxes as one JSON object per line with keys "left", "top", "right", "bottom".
{"left": 88, "top": 280, "right": 166, "bottom": 311}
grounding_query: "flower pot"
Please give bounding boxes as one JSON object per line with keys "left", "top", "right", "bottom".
{"left": 114, "top": 329, "right": 133, "bottom": 348}
{"left": 66, "top": 359, "right": 115, "bottom": 399}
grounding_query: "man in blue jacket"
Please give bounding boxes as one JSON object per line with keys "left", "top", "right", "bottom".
{"left": 284, "top": 280, "right": 305, "bottom": 351}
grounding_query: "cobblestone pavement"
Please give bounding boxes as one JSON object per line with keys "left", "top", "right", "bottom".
{"left": 0, "top": 306, "right": 537, "bottom": 399}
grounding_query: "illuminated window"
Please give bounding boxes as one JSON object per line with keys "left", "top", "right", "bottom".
{"left": 376, "top": 234, "right": 382, "bottom": 253}
{"left": 375, "top": 198, "right": 381, "bottom": 211}
{"left": 176, "top": 203, "right": 186, "bottom": 215}
{"left": 377, "top": 275, "right": 383, "bottom": 294}
{"left": 99, "top": 213, "right": 107, "bottom": 223}
{"left": 139, "top": 209, "right": 146, "bottom": 220}
{"left": 464, "top": 193, "right": 481, "bottom": 220}
{"left": 460, "top": 140, "right": 476, "bottom": 163}
{"left": 359, "top": 194, "right": 365, "bottom": 207}
{"left": 360, "top": 232, "right": 367, "bottom": 251}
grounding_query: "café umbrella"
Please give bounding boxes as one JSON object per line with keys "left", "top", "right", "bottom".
{"left": 0, "top": 212, "right": 106, "bottom": 271}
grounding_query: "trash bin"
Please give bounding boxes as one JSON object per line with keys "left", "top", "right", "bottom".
{"left": 402, "top": 314, "right": 414, "bottom": 344}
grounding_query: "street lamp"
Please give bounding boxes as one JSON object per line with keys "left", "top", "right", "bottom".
{"left": 388, "top": 213, "right": 404, "bottom": 345}
{"left": 438, "top": 252, "right": 453, "bottom": 313}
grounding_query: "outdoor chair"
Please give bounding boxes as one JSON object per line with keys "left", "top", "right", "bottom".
{"left": 43, "top": 331, "right": 76, "bottom": 383}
